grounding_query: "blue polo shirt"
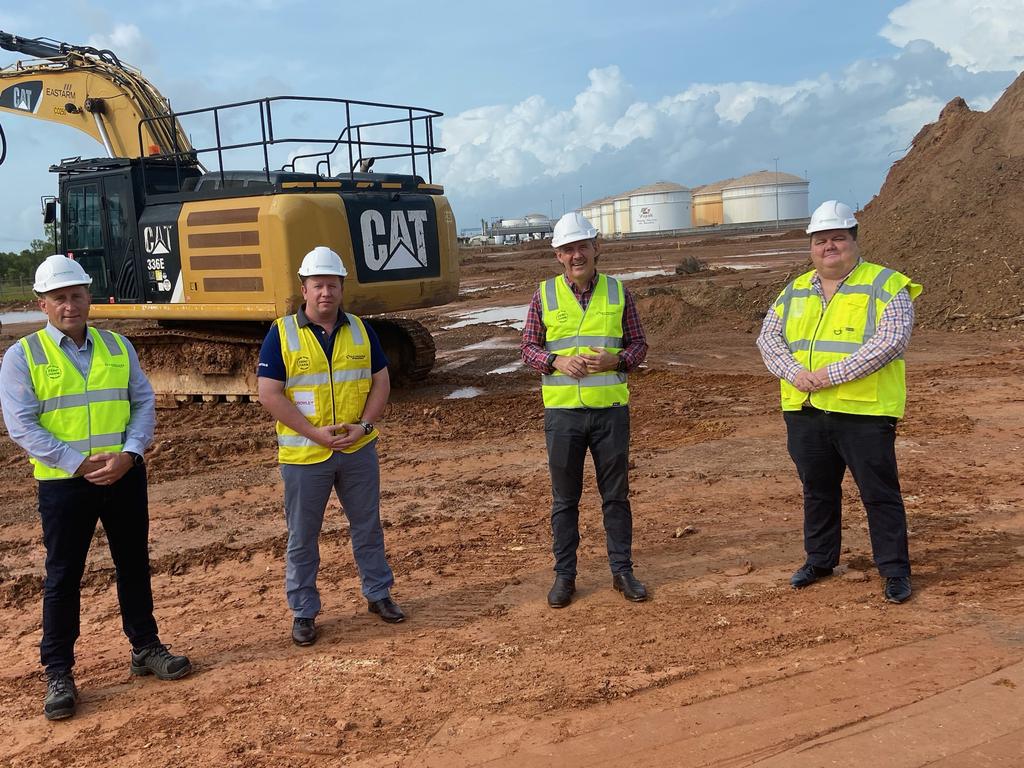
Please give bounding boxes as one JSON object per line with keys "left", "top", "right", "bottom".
{"left": 257, "top": 306, "right": 388, "bottom": 381}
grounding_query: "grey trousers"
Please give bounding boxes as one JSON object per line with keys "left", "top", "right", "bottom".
{"left": 280, "top": 441, "right": 395, "bottom": 618}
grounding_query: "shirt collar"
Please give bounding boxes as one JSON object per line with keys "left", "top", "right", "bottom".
{"left": 811, "top": 258, "right": 862, "bottom": 288}
{"left": 296, "top": 304, "right": 349, "bottom": 329}
{"left": 44, "top": 321, "right": 91, "bottom": 350}
{"left": 562, "top": 273, "right": 598, "bottom": 295}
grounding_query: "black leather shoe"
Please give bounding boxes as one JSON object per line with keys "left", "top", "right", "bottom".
{"left": 790, "top": 563, "right": 833, "bottom": 589}
{"left": 612, "top": 571, "right": 649, "bottom": 602}
{"left": 368, "top": 597, "right": 405, "bottom": 623}
{"left": 291, "top": 617, "right": 317, "bottom": 646}
{"left": 884, "top": 576, "right": 912, "bottom": 604}
{"left": 547, "top": 576, "right": 576, "bottom": 608}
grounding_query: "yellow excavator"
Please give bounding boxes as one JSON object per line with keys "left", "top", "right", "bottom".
{"left": 0, "top": 31, "right": 458, "bottom": 399}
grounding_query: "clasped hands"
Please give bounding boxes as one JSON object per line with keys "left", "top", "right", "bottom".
{"left": 553, "top": 347, "right": 619, "bottom": 380}
{"left": 76, "top": 452, "right": 134, "bottom": 485}
{"left": 312, "top": 423, "right": 369, "bottom": 451}
{"left": 793, "top": 367, "right": 832, "bottom": 393}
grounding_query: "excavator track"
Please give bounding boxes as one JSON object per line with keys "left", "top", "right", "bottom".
{"left": 126, "top": 325, "right": 266, "bottom": 404}
{"left": 124, "top": 317, "right": 435, "bottom": 403}
{"left": 364, "top": 317, "right": 436, "bottom": 382}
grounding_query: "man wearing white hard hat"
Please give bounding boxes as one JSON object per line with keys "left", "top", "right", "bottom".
{"left": 520, "top": 212, "right": 650, "bottom": 608}
{"left": 0, "top": 255, "right": 191, "bottom": 721}
{"left": 257, "top": 245, "right": 403, "bottom": 646}
{"left": 756, "top": 201, "right": 922, "bottom": 604}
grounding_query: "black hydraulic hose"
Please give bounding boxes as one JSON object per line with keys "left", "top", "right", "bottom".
{"left": 0, "top": 120, "right": 7, "bottom": 167}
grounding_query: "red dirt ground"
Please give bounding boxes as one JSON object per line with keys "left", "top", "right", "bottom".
{"left": 1, "top": 234, "right": 1021, "bottom": 767}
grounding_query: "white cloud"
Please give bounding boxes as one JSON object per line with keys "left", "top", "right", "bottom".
{"left": 882, "top": 0, "right": 1024, "bottom": 73}
{"left": 436, "top": 38, "right": 1015, "bottom": 226}
{"left": 87, "top": 23, "right": 153, "bottom": 67}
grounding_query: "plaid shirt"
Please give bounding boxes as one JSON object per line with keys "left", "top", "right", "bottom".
{"left": 756, "top": 264, "right": 915, "bottom": 386}
{"left": 520, "top": 273, "right": 648, "bottom": 374}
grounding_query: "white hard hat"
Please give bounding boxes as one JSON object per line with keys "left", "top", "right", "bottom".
{"left": 297, "top": 246, "right": 348, "bottom": 278}
{"left": 807, "top": 200, "right": 858, "bottom": 235}
{"left": 33, "top": 254, "right": 93, "bottom": 293}
{"left": 551, "top": 211, "right": 599, "bottom": 249}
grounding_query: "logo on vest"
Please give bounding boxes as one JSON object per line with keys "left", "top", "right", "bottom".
{"left": 556, "top": 310, "right": 569, "bottom": 323}
{"left": 296, "top": 356, "right": 311, "bottom": 371}
{"left": 346, "top": 353, "right": 366, "bottom": 360}
{"left": 45, "top": 364, "right": 61, "bottom": 380}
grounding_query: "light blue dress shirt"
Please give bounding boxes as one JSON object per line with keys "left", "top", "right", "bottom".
{"left": 0, "top": 322, "right": 155, "bottom": 476}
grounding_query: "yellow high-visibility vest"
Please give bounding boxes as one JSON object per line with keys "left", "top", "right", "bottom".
{"left": 540, "top": 274, "right": 628, "bottom": 409}
{"left": 275, "top": 312, "right": 377, "bottom": 464}
{"left": 22, "top": 326, "right": 131, "bottom": 480}
{"left": 774, "top": 260, "right": 922, "bottom": 418}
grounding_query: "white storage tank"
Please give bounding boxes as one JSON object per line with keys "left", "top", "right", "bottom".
{"left": 721, "top": 170, "right": 808, "bottom": 224}
{"left": 600, "top": 201, "right": 615, "bottom": 236}
{"left": 580, "top": 200, "right": 606, "bottom": 233}
{"left": 629, "top": 182, "right": 692, "bottom": 233}
{"left": 692, "top": 177, "right": 736, "bottom": 227}
{"left": 500, "top": 217, "right": 527, "bottom": 228}
{"left": 524, "top": 213, "right": 550, "bottom": 226}
{"left": 614, "top": 196, "right": 631, "bottom": 234}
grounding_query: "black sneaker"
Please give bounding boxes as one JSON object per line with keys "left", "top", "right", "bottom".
{"left": 44, "top": 672, "right": 78, "bottom": 721}
{"left": 790, "top": 563, "right": 834, "bottom": 589}
{"left": 292, "top": 617, "right": 318, "bottom": 646}
{"left": 130, "top": 643, "right": 192, "bottom": 680}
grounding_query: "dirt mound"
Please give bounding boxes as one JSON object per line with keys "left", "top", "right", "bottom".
{"left": 636, "top": 280, "right": 785, "bottom": 349}
{"left": 858, "top": 73, "right": 1024, "bottom": 329}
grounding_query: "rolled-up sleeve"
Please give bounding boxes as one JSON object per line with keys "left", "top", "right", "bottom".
{"left": 520, "top": 289, "right": 555, "bottom": 373}
{"left": 824, "top": 288, "right": 915, "bottom": 385}
{"left": 756, "top": 306, "right": 803, "bottom": 383}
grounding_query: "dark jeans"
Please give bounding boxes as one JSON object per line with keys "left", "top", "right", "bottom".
{"left": 784, "top": 408, "right": 910, "bottom": 577}
{"left": 38, "top": 464, "right": 159, "bottom": 675}
{"left": 545, "top": 406, "right": 633, "bottom": 578}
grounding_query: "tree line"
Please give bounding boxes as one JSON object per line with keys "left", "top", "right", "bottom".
{"left": 0, "top": 227, "right": 58, "bottom": 282}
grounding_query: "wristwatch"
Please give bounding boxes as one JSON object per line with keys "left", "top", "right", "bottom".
{"left": 126, "top": 451, "right": 144, "bottom": 466}
{"left": 359, "top": 421, "right": 374, "bottom": 435}
{"left": 616, "top": 353, "right": 628, "bottom": 373}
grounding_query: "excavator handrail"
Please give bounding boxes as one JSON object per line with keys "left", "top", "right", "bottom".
{"left": 138, "top": 94, "right": 445, "bottom": 194}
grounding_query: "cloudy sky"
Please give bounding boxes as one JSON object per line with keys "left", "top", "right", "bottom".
{"left": 0, "top": 0, "right": 1021, "bottom": 249}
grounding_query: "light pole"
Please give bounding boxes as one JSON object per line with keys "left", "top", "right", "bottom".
{"left": 579, "top": 184, "right": 583, "bottom": 210}
{"left": 774, "top": 157, "right": 780, "bottom": 231}
{"left": 562, "top": 193, "right": 565, "bottom": 215}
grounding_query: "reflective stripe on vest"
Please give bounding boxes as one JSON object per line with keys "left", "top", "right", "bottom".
{"left": 22, "top": 327, "right": 132, "bottom": 480}
{"left": 539, "top": 274, "right": 629, "bottom": 409}
{"left": 774, "top": 261, "right": 921, "bottom": 418}
{"left": 275, "top": 312, "right": 377, "bottom": 464}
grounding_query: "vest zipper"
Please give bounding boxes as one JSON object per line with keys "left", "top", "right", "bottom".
{"left": 312, "top": 325, "right": 337, "bottom": 426}
{"left": 57, "top": 330, "right": 94, "bottom": 455}
{"left": 574, "top": 277, "right": 595, "bottom": 408}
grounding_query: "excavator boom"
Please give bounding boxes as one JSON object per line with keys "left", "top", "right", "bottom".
{"left": 0, "top": 30, "right": 191, "bottom": 158}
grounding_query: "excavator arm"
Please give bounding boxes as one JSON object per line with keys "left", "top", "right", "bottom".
{"left": 0, "top": 30, "right": 192, "bottom": 158}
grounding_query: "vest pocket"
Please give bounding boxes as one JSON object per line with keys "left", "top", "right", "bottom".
{"left": 290, "top": 389, "right": 318, "bottom": 417}
{"left": 836, "top": 375, "right": 878, "bottom": 403}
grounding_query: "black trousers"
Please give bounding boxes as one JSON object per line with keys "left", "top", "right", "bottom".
{"left": 545, "top": 406, "right": 633, "bottom": 578}
{"left": 38, "top": 464, "right": 160, "bottom": 675}
{"left": 784, "top": 408, "right": 910, "bottom": 577}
